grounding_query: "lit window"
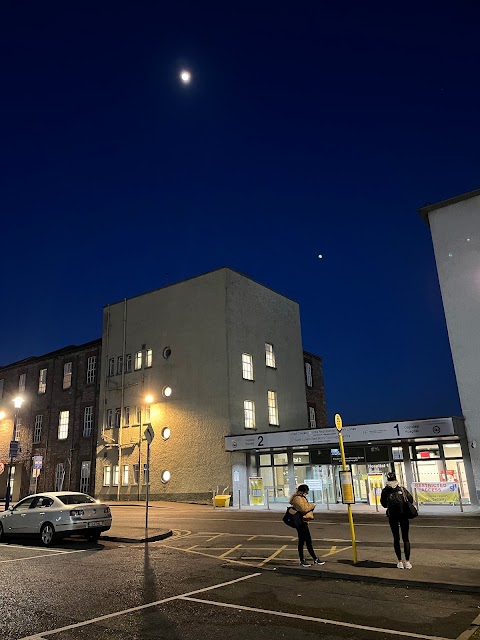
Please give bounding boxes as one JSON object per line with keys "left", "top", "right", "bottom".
{"left": 38, "top": 369, "right": 47, "bottom": 394}
{"left": 125, "top": 354, "right": 132, "bottom": 373}
{"left": 33, "top": 415, "right": 43, "bottom": 443}
{"left": 146, "top": 349, "right": 153, "bottom": 368}
{"left": 106, "top": 409, "right": 113, "bottom": 429}
{"left": 163, "top": 386, "right": 172, "bottom": 397}
{"left": 161, "top": 470, "right": 171, "bottom": 483}
{"left": 244, "top": 400, "right": 255, "bottom": 429}
{"left": 55, "top": 463, "right": 65, "bottom": 491}
{"left": 19, "top": 373, "right": 26, "bottom": 392}
{"left": 112, "top": 465, "right": 119, "bottom": 486}
{"left": 114, "top": 408, "right": 121, "bottom": 428}
{"left": 309, "top": 406, "right": 316, "bottom": 429}
{"left": 86, "top": 356, "right": 96, "bottom": 384}
{"left": 135, "top": 406, "right": 141, "bottom": 425}
{"left": 58, "top": 411, "right": 69, "bottom": 440}
{"left": 135, "top": 351, "right": 142, "bottom": 370}
{"left": 83, "top": 406, "right": 93, "bottom": 436}
{"left": 268, "top": 390, "right": 279, "bottom": 426}
{"left": 162, "top": 427, "right": 171, "bottom": 440}
{"left": 103, "top": 466, "right": 111, "bottom": 486}
{"left": 109, "top": 358, "right": 115, "bottom": 376}
{"left": 265, "top": 343, "right": 275, "bottom": 368}
{"left": 305, "top": 362, "right": 313, "bottom": 387}
{"left": 124, "top": 406, "right": 130, "bottom": 427}
{"left": 133, "top": 464, "right": 139, "bottom": 485}
{"left": 242, "top": 353, "right": 254, "bottom": 380}
{"left": 63, "top": 362, "right": 72, "bottom": 389}
{"left": 14, "top": 417, "right": 22, "bottom": 441}
{"left": 117, "top": 356, "right": 123, "bottom": 375}
{"left": 145, "top": 405, "right": 151, "bottom": 423}
{"left": 122, "top": 465, "right": 129, "bottom": 485}
{"left": 80, "top": 461, "right": 90, "bottom": 493}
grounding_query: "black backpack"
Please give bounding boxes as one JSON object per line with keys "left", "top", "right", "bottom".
{"left": 387, "top": 487, "right": 406, "bottom": 517}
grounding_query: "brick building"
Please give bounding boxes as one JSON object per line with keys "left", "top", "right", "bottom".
{"left": 303, "top": 351, "right": 327, "bottom": 429}
{"left": 0, "top": 340, "right": 101, "bottom": 501}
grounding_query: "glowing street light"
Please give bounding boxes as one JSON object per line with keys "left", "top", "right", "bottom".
{"left": 145, "top": 394, "right": 154, "bottom": 404}
{"left": 179, "top": 69, "right": 191, "bottom": 84}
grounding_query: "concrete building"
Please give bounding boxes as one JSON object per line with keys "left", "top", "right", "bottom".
{"left": 96, "top": 268, "right": 326, "bottom": 505}
{"left": 419, "top": 188, "right": 480, "bottom": 502}
{"left": 0, "top": 340, "right": 101, "bottom": 502}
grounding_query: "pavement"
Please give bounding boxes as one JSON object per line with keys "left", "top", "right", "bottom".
{"left": 103, "top": 499, "right": 480, "bottom": 594}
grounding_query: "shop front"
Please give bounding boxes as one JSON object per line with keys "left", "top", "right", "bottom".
{"left": 225, "top": 417, "right": 477, "bottom": 507}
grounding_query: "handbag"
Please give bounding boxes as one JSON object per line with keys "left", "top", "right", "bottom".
{"left": 401, "top": 488, "right": 418, "bottom": 519}
{"left": 282, "top": 508, "right": 302, "bottom": 528}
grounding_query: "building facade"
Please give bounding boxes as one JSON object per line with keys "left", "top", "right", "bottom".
{"left": 96, "top": 268, "right": 326, "bottom": 505}
{"left": 419, "top": 188, "right": 480, "bottom": 502}
{"left": 0, "top": 340, "right": 101, "bottom": 501}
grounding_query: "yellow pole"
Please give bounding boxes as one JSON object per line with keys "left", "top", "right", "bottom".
{"left": 336, "top": 416, "right": 358, "bottom": 565}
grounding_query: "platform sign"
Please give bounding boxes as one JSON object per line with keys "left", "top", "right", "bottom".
{"left": 249, "top": 477, "right": 264, "bottom": 506}
{"left": 335, "top": 413, "right": 343, "bottom": 432}
{"left": 339, "top": 468, "right": 355, "bottom": 504}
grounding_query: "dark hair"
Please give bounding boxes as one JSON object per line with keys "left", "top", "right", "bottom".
{"left": 297, "top": 484, "right": 309, "bottom": 493}
{"left": 387, "top": 472, "right": 397, "bottom": 481}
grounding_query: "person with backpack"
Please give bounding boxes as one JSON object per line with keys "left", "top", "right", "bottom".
{"left": 380, "top": 471, "right": 414, "bottom": 569}
{"left": 288, "top": 484, "right": 325, "bottom": 567}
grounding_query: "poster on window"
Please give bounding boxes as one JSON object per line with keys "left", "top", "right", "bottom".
{"left": 249, "top": 477, "right": 264, "bottom": 506}
{"left": 412, "top": 482, "right": 459, "bottom": 503}
{"left": 367, "top": 473, "right": 384, "bottom": 506}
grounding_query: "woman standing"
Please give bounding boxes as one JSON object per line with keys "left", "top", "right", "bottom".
{"left": 289, "top": 484, "right": 325, "bottom": 567}
{"left": 380, "top": 472, "right": 414, "bottom": 569}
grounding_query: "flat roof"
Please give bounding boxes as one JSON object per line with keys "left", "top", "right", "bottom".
{"left": 418, "top": 188, "right": 480, "bottom": 224}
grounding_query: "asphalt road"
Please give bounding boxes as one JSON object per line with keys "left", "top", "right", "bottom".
{"left": 1, "top": 504, "right": 479, "bottom": 640}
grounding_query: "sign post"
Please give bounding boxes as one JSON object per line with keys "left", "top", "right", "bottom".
{"left": 144, "top": 424, "right": 154, "bottom": 530}
{"left": 335, "top": 413, "right": 358, "bottom": 564}
{"left": 33, "top": 456, "right": 43, "bottom": 493}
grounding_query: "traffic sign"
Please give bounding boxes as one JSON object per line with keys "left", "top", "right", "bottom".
{"left": 335, "top": 413, "right": 343, "bottom": 431}
{"left": 33, "top": 455, "right": 43, "bottom": 470}
{"left": 144, "top": 424, "right": 155, "bottom": 445}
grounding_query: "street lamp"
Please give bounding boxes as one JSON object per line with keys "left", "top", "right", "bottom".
{"left": 5, "top": 396, "right": 24, "bottom": 510}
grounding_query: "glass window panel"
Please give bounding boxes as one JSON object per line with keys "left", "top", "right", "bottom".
{"left": 273, "top": 452, "right": 288, "bottom": 465}
{"left": 259, "top": 454, "right": 271, "bottom": 466}
{"left": 443, "top": 443, "right": 462, "bottom": 458}
{"left": 415, "top": 444, "right": 440, "bottom": 459}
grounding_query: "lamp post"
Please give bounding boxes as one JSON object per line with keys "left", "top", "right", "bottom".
{"left": 5, "top": 396, "right": 24, "bottom": 510}
{"left": 144, "top": 395, "right": 154, "bottom": 531}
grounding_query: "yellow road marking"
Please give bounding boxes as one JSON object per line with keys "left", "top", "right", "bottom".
{"left": 219, "top": 544, "right": 242, "bottom": 558}
{"left": 258, "top": 544, "right": 288, "bottom": 567}
{"left": 247, "top": 535, "right": 257, "bottom": 541}
{"left": 205, "top": 533, "right": 224, "bottom": 542}
{"left": 158, "top": 543, "right": 255, "bottom": 567}
{"left": 321, "top": 546, "right": 351, "bottom": 558}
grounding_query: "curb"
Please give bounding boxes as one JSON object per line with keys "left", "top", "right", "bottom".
{"left": 269, "top": 565, "right": 480, "bottom": 593}
{"left": 102, "top": 529, "right": 173, "bottom": 544}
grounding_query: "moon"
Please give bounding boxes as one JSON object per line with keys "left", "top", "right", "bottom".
{"left": 180, "top": 69, "right": 191, "bottom": 84}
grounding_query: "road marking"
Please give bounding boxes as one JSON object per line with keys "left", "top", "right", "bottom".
{"left": 0, "top": 543, "right": 71, "bottom": 553}
{"left": 180, "top": 596, "right": 452, "bottom": 640}
{"left": 0, "top": 549, "right": 88, "bottom": 563}
{"left": 456, "top": 612, "right": 480, "bottom": 640}
{"left": 17, "top": 573, "right": 261, "bottom": 640}
{"left": 258, "top": 544, "right": 288, "bottom": 567}
{"left": 219, "top": 544, "right": 242, "bottom": 558}
{"left": 205, "top": 533, "right": 224, "bottom": 541}
{"left": 186, "top": 545, "right": 198, "bottom": 551}
{"left": 247, "top": 535, "right": 257, "bottom": 541}
{"left": 159, "top": 543, "right": 258, "bottom": 567}
{"left": 321, "top": 545, "right": 352, "bottom": 558}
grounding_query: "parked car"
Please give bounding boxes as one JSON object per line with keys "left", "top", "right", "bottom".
{"left": 0, "top": 491, "right": 112, "bottom": 546}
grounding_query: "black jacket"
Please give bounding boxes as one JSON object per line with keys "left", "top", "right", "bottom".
{"left": 380, "top": 481, "right": 413, "bottom": 518}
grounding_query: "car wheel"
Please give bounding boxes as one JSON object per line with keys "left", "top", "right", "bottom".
{"left": 40, "top": 522, "right": 56, "bottom": 547}
{"left": 0, "top": 521, "right": 4, "bottom": 541}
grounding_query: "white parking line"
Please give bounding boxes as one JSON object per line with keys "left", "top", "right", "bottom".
{"left": 0, "top": 543, "right": 71, "bottom": 553}
{"left": 18, "top": 573, "right": 261, "bottom": 640}
{"left": 0, "top": 549, "right": 89, "bottom": 563}
{"left": 180, "top": 596, "right": 452, "bottom": 640}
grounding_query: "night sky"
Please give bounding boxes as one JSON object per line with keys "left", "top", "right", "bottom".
{"left": 2, "top": 2, "right": 479, "bottom": 426}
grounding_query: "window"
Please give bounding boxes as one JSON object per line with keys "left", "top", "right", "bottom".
{"left": 133, "top": 464, "right": 139, "bottom": 485}
{"left": 135, "top": 351, "right": 142, "bottom": 370}
{"left": 63, "top": 362, "right": 72, "bottom": 389}
{"left": 161, "top": 470, "right": 171, "bottom": 483}
{"left": 33, "top": 415, "right": 43, "bottom": 443}
{"left": 14, "top": 417, "right": 22, "bottom": 441}
{"left": 309, "top": 406, "right": 316, "bottom": 429}
{"left": 117, "top": 356, "right": 123, "bottom": 375}
{"left": 305, "top": 362, "right": 313, "bottom": 387}
{"left": 0, "top": 379, "right": 3, "bottom": 400}
{"left": 19, "top": 373, "right": 26, "bottom": 392}
{"left": 146, "top": 349, "right": 153, "bottom": 368}
{"left": 109, "top": 358, "right": 115, "bottom": 376}
{"left": 145, "top": 405, "right": 151, "bottom": 423}
{"left": 83, "top": 406, "right": 93, "bottom": 436}
{"left": 125, "top": 354, "right": 132, "bottom": 373}
{"left": 38, "top": 369, "right": 47, "bottom": 394}
{"left": 55, "top": 463, "right": 65, "bottom": 491}
{"left": 135, "top": 406, "right": 141, "bottom": 425}
{"left": 103, "top": 466, "right": 111, "bottom": 486}
{"left": 124, "top": 406, "right": 130, "bottom": 427}
{"left": 106, "top": 409, "right": 113, "bottom": 428}
{"left": 114, "top": 408, "right": 121, "bottom": 428}
{"left": 80, "top": 461, "right": 91, "bottom": 493}
{"left": 112, "top": 465, "right": 119, "bottom": 486}
{"left": 242, "top": 353, "right": 254, "bottom": 380}
{"left": 244, "top": 400, "right": 255, "bottom": 429}
{"left": 143, "top": 463, "right": 149, "bottom": 484}
{"left": 58, "top": 411, "right": 69, "bottom": 440}
{"left": 267, "top": 390, "right": 279, "bottom": 425}
{"left": 86, "top": 356, "right": 96, "bottom": 384}
{"left": 122, "top": 465, "right": 129, "bottom": 485}
{"left": 265, "top": 343, "right": 275, "bottom": 368}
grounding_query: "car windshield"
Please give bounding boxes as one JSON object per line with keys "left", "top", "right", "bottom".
{"left": 56, "top": 494, "right": 97, "bottom": 505}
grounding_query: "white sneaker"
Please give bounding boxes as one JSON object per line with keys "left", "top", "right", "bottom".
{"left": 397, "top": 561, "right": 404, "bottom": 569}
{"left": 404, "top": 561, "right": 412, "bottom": 569}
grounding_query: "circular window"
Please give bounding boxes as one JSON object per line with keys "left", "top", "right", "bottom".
{"left": 163, "top": 347, "right": 172, "bottom": 359}
{"left": 161, "top": 427, "right": 171, "bottom": 440}
{"left": 163, "top": 386, "right": 172, "bottom": 397}
{"left": 161, "top": 469, "right": 171, "bottom": 483}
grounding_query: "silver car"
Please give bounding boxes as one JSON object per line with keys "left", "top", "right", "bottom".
{"left": 0, "top": 491, "right": 112, "bottom": 546}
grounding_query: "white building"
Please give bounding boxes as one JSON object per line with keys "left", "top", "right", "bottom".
{"left": 96, "top": 267, "right": 318, "bottom": 505}
{"left": 419, "top": 188, "right": 480, "bottom": 502}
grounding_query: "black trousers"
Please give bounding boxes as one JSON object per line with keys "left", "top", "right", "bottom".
{"left": 388, "top": 516, "right": 411, "bottom": 561}
{"left": 297, "top": 522, "right": 317, "bottom": 561}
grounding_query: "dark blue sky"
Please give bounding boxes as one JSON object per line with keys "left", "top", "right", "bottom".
{"left": 2, "top": 2, "right": 479, "bottom": 425}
